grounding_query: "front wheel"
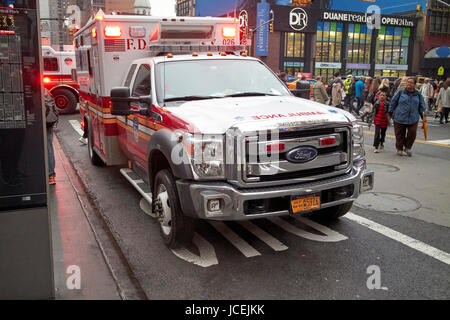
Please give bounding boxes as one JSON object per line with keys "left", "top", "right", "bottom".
{"left": 312, "top": 202, "right": 353, "bottom": 220}
{"left": 153, "top": 169, "right": 195, "bottom": 249}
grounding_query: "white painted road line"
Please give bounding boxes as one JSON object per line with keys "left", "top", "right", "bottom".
{"left": 345, "top": 212, "right": 450, "bottom": 266}
{"left": 209, "top": 221, "right": 261, "bottom": 258}
{"left": 269, "top": 217, "right": 348, "bottom": 242}
{"left": 238, "top": 220, "right": 288, "bottom": 252}
{"left": 69, "top": 120, "right": 84, "bottom": 136}
{"left": 171, "top": 233, "right": 219, "bottom": 268}
{"left": 429, "top": 139, "right": 450, "bottom": 145}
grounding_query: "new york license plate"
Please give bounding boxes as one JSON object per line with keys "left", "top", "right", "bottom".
{"left": 290, "top": 193, "right": 321, "bottom": 214}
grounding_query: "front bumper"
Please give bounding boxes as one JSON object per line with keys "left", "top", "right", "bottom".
{"left": 177, "top": 163, "right": 374, "bottom": 221}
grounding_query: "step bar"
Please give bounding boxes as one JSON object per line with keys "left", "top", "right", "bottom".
{"left": 120, "top": 168, "right": 157, "bottom": 218}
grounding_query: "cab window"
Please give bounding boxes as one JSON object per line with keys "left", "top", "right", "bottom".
{"left": 132, "top": 64, "right": 151, "bottom": 97}
{"left": 43, "top": 57, "right": 59, "bottom": 72}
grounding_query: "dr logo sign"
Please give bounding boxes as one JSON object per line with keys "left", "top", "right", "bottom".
{"left": 127, "top": 38, "right": 147, "bottom": 51}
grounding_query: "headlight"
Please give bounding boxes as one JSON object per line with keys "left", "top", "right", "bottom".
{"left": 186, "top": 134, "right": 225, "bottom": 179}
{"left": 352, "top": 121, "right": 365, "bottom": 160}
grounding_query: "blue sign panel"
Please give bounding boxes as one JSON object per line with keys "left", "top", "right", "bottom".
{"left": 255, "top": 0, "right": 270, "bottom": 57}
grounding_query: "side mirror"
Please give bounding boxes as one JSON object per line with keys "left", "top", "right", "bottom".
{"left": 110, "top": 87, "right": 132, "bottom": 115}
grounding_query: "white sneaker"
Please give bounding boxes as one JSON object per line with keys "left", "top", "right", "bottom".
{"left": 397, "top": 150, "right": 404, "bottom": 156}
{"left": 79, "top": 137, "right": 88, "bottom": 145}
{"left": 404, "top": 149, "right": 412, "bottom": 157}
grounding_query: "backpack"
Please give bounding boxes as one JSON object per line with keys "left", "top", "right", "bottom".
{"left": 45, "top": 92, "right": 58, "bottom": 128}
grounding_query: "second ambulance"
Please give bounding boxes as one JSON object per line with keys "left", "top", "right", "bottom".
{"left": 74, "top": 12, "right": 374, "bottom": 248}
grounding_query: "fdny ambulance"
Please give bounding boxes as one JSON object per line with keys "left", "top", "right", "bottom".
{"left": 74, "top": 12, "right": 374, "bottom": 248}
{"left": 42, "top": 46, "right": 79, "bottom": 113}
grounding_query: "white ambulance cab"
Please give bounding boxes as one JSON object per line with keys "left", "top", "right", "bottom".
{"left": 74, "top": 11, "right": 374, "bottom": 248}
{"left": 42, "top": 46, "right": 79, "bottom": 113}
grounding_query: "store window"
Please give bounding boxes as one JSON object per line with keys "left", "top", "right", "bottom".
{"left": 281, "top": 32, "right": 305, "bottom": 76}
{"left": 375, "top": 26, "right": 410, "bottom": 78}
{"left": 315, "top": 21, "right": 343, "bottom": 82}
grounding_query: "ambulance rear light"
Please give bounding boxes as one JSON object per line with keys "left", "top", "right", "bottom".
{"left": 222, "top": 27, "right": 236, "bottom": 38}
{"left": 92, "top": 28, "right": 97, "bottom": 38}
{"left": 104, "top": 26, "right": 122, "bottom": 37}
{"left": 43, "top": 77, "right": 51, "bottom": 84}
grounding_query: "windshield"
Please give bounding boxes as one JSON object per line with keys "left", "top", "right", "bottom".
{"left": 155, "top": 59, "right": 290, "bottom": 105}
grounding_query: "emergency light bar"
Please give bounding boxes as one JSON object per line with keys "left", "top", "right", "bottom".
{"left": 148, "top": 45, "right": 246, "bottom": 54}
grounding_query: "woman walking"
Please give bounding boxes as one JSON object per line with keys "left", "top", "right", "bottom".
{"left": 312, "top": 76, "right": 329, "bottom": 104}
{"left": 388, "top": 77, "right": 426, "bottom": 157}
{"left": 437, "top": 79, "right": 450, "bottom": 124}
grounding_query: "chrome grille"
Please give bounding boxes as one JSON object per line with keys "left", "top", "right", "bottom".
{"left": 235, "top": 126, "right": 352, "bottom": 188}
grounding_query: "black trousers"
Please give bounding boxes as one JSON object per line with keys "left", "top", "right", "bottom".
{"left": 373, "top": 126, "right": 387, "bottom": 148}
{"left": 356, "top": 97, "right": 364, "bottom": 114}
{"left": 440, "top": 108, "right": 449, "bottom": 122}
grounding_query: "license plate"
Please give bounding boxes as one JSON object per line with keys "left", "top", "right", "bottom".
{"left": 290, "top": 193, "right": 321, "bottom": 214}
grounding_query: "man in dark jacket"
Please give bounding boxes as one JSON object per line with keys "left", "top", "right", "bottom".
{"left": 388, "top": 77, "right": 426, "bottom": 157}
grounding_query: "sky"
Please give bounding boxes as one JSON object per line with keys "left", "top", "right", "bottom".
{"left": 149, "top": 0, "right": 176, "bottom": 16}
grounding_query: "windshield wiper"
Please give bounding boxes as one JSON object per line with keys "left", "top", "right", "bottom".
{"left": 164, "top": 95, "right": 216, "bottom": 102}
{"left": 223, "top": 92, "right": 279, "bottom": 98}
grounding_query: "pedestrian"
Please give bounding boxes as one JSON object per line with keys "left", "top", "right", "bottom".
{"left": 355, "top": 76, "right": 365, "bottom": 115}
{"left": 376, "top": 78, "right": 391, "bottom": 102}
{"left": 45, "top": 89, "right": 59, "bottom": 185}
{"left": 388, "top": 77, "right": 426, "bottom": 157}
{"left": 436, "top": 78, "right": 450, "bottom": 124}
{"left": 421, "top": 78, "right": 434, "bottom": 112}
{"left": 312, "top": 76, "right": 328, "bottom": 104}
{"left": 343, "top": 74, "right": 352, "bottom": 109}
{"left": 279, "top": 72, "right": 288, "bottom": 84}
{"left": 395, "top": 76, "right": 408, "bottom": 95}
{"left": 331, "top": 71, "right": 344, "bottom": 108}
{"left": 372, "top": 91, "right": 389, "bottom": 153}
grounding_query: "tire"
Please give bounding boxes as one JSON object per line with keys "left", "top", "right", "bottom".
{"left": 52, "top": 88, "right": 78, "bottom": 114}
{"left": 312, "top": 202, "right": 353, "bottom": 221}
{"left": 87, "top": 120, "right": 104, "bottom": 166}
{"left": 153, "top": 169, "right": 195, "bottom": 249}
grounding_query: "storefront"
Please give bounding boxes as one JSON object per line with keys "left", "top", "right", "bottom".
{"left": 257, "top": 5, "right": 416, "bottom": 82}
{"left": 315, "top": 10, "right": 416, "bottom": 81}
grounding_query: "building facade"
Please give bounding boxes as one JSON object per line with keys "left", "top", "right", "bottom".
{"left": 421, "top": 0, "right": 450, "bottom": 80}
{"left": 180, "top": 0, "right": 421, "bottom": 81}
{"left": 176, "top": 0, "right": 196, "bottom": 16}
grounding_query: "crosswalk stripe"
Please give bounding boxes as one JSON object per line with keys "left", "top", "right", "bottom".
{"left": 238, "top": 220, "right": 288, "bottom": 252}
{"left": 345, "top": 213, "right": 450, "bottom": 266}
{"left": 209, "top": 221, "right": 261, "bottom": 258}
{"left": 69, "top": 120, "right": 84, "bottom": 137}
{"left": 269, "top": 217, "right": 348, "bottom": 242}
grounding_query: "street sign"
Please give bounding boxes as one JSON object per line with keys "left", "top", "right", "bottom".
{"left": 438, "top": 66, "right": 444, "bottom": 76}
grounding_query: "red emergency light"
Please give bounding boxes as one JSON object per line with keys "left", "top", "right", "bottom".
{"left": 104, "top": 26, "right": 122, "bottom": 37}
{"left": 222, "top": 27, "right": 236, "bottom": 38}
{"left": 43, "top": 77, "right": 51, "bottom": 84}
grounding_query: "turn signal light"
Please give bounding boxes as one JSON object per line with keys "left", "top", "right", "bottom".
{"left": 319, "top": 137, "right": 337, "bottom": 146}
{"left": 267, "top": 143, "right": 285, "bottom": 152}
{"left": 222, "top": 27, "right": 236, "bottom": 38}
{"left": 104, "top": 26, "right": 122, "bottom": 37}
{"left": 92, "top": 28, "right": 97, "bottom": 38}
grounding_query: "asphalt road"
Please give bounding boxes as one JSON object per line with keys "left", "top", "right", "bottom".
{"left": 54, "top": 113, "right": 450, "bottom": 300}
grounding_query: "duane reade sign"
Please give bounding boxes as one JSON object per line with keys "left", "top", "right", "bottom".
{"left": 323, "top": 11, "right": 414, "bottom": 27}
{"left": 290, "top": 7, "right": 308, "bottom": 31}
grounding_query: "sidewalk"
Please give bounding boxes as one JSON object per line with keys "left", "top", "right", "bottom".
{"left": 50, "top": 136, "right": 121, "bottom": 299}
